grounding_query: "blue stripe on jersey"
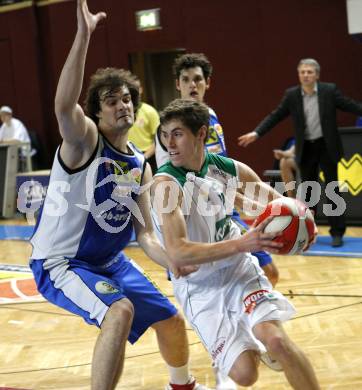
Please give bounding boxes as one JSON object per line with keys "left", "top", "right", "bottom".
{"left": 75, "top": 140, "right": 144, "bottom": 265}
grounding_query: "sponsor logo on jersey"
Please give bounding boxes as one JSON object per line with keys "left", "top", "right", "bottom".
{"left": 215, "top": 217, "right": 231, "bottom": 242}
{"left": 214, "top": 123, "right": 223, "bottom": 136}
{"left": 243, "top": 289, "right": 272, "bottom": 314}
{"left": 95, "top": 281, "right": 120, "bottom": 294}
{"left": 113, "top": 161, "right": 142, "bottom": 184}
{"left": 211, "top": 168, "right": 227, "bottom": 180}
{"left": 206, "top": 126, "right": 218, "bottom": 145}
{"left": 211, "top": 337, "right": 226, "bottom": 361}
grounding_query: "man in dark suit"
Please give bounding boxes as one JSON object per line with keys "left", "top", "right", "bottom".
{"left": 238, "top": 58, "right": 362, "bottom": 247}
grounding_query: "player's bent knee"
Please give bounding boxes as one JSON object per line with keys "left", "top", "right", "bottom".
{"left": 229, "top": 351, "right": 259, "bottom": 387}
{"left": 164, "top": 311, "right": 186, "bottom": 330}
{"left": 266, "top": 334, "right": 292, "bottom": 360}
{"left": 104, "top": 298, "right": 134, "bottom": 329}
{"left": 165, "top": 311, "right": 185, "bottom": 326}
{"left": 229, "top": 368, "right": 258, "bottom": 387}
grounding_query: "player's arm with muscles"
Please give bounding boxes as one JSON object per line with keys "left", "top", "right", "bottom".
{"left": 54, "top": 0, "right": 106, "bottom": 169}
{"left": 233, "top": 161, "right": 283, "bottom": 217}
{"left": 152, "top": 175, "right": 282, "bottom": 270}
{"left": 134, "top": 164, "right": 198, "bottom": 277}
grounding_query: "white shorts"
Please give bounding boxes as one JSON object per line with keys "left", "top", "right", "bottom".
{"left": 171, "top": 254, "right": 295, "bottom": 375}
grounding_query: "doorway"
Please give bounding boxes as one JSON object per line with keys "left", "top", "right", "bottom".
{"left": 129, "top": 49, "right": 185, "bottom": 111}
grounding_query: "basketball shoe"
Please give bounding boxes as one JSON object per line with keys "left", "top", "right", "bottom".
{"left": 260, "top": 352, "right": 283, "bottom": 371}
{"left": 165, "top": 376, "right": 213, "bottom": 390}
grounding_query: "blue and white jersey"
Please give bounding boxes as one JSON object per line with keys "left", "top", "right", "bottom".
{"left": 30, "top": 134, "right": 145, "bottom": 266}
{"left": 205, "top": 107, "right": 227, "bottom": 156}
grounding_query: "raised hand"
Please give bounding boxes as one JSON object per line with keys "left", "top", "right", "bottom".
{"left": 77, "top": 0, "right": 106, "bottom": 35}
{"left": 237, "top": 131, "right": 258, "bottom": 147}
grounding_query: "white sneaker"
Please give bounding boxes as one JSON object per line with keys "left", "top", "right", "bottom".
{"left": 165, "top": 376, "right": 214, "bottom": 390}
{"left": 260, "top": 352, "right": 283, "bottom": 372}
{"left": 194, "top": 384, "right": 214, "bottom": 390}
{"left": 213, "top": 366, "right": 237, "bottom": 390}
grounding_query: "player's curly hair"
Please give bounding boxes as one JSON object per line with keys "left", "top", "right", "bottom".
{"left": 84, "top": 67, "right": 140, "bottom": 124}
{"left": 173, "top": 53, "right": 213, "bottom": 80}
{"left": 160, "top": 99, "right": 209, "bottom": 143}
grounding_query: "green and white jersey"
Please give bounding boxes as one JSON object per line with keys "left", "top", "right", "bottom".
{"left": 153, "top": 153, "right": 246, "bottom": 280}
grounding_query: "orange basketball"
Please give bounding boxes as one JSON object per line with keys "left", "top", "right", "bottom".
{"left": 255, "top": 197, "right": 316, "bottom": 255}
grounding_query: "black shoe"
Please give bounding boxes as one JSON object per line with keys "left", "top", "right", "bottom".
{"left": 332, "top": 235, "right": 343, "bottom": 247}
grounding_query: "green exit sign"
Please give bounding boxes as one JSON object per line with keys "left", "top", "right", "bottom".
{"left": 136, "top": 8, "right": 161, "bottom": 31}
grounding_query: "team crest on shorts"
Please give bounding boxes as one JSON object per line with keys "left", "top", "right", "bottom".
{"left": 95, "top": 280, "right": 120, "bottom": 294}
{"left": 243, "top": 289, "right": 276, "bottom": 314}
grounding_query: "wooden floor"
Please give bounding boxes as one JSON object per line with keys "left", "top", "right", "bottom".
{"left": 0, "top": 222, "right": 362, "bottom": 389}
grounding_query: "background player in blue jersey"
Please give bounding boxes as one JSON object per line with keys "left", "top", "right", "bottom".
{"left": 29, "top": 2, "right": 210, "bottom": 390}
{"left": 155, "top": 53, "right": 227, "bottom": 165}
{"left": 173, "top": 53, "right": 227, "bottom": 156}
{"left": 155, "top": 53, "right": 279, "bottom": 288}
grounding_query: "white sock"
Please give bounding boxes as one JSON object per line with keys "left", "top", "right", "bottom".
{"left": 167, "top": 363, "right": 190, "bottom": 385}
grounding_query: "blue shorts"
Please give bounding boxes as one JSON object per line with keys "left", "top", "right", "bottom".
{"left": 30, "top": 253, "right": 177, "bottom": 344}
{"left": 231, "top": 209, "right": 272, "bottom": 267}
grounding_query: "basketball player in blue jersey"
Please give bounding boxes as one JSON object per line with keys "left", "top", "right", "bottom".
{"left": 29, "top": 2, "right": 210, "bottom": 390}
{"left": 152, "top": 98, "right": 320, "bottom": 390}
{"left": 155, "top": 53, "right": 227, "bottom": 165}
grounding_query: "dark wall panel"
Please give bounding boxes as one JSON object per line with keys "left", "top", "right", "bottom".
{"left": 121, "top": 0, "right": 185, "bottom": 52}
{"left": 1, "top": 0, "right": 361, "bottom": 173}
{"left": 0, "top": 39, "right": 15, "bottom": 108}
{"left": 176, "top": 0, "right": 362, "bottom": 174}
{"left": 35, "top": 0, "right": 111, "bottom": 154}
{"left": 0, "top": 6, "right": 45, "bottom": 158}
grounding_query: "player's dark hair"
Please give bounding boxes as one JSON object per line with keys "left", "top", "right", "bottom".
{"left": 84, "top": 67, "right": 140, "bottom": 125}
{"left": 160, "top": 99, "right": 209, "bottom": 143}
{"left": 173, "top": 53, "right": 213, "bottom": 80}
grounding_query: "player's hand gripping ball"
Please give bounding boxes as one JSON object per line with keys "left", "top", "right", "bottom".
{"left": 254, "top": 197, "right": 317, "bottom": 255}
